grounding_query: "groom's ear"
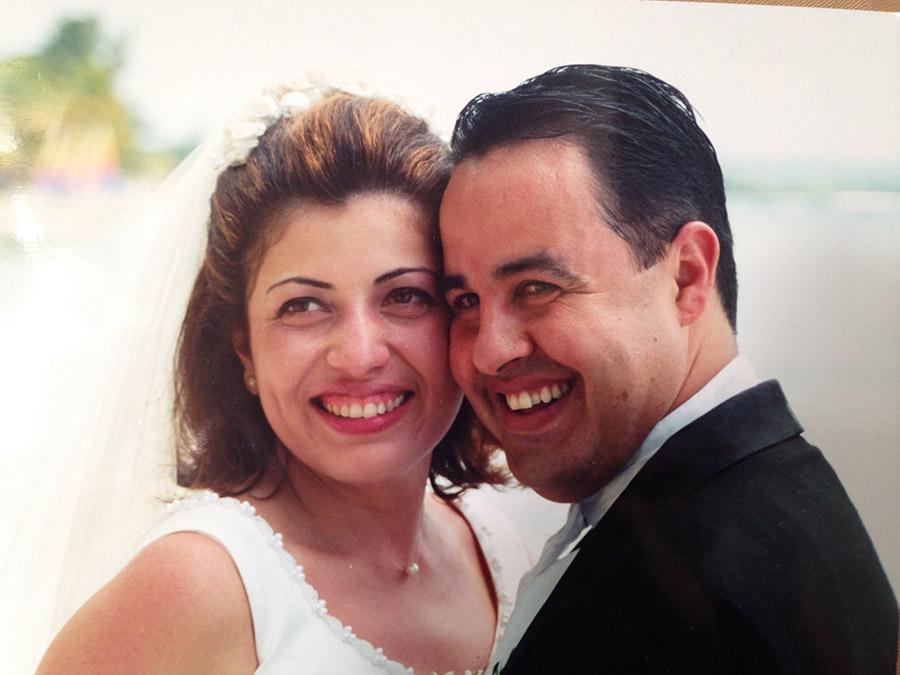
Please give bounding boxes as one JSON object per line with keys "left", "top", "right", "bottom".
{"left": 669, "top": 221, "right": 720, "bottom": 327}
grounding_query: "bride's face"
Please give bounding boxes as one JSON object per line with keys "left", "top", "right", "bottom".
{"left": 237, "top": 192, "right": 462, "bottom": 486}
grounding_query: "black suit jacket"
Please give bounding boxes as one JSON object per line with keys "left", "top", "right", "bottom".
{"left": 502, "top": 381, "right": 898, "bottom": 674}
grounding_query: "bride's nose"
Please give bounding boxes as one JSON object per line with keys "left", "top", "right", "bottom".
{"left": 325, "top": 308, "right": 390, "bottom": 378}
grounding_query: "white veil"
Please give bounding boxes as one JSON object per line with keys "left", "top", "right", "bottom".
{"left": 2, "top": 140, "right": 218, "bottom": 674}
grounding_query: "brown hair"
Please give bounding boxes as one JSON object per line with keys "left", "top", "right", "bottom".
{"left": 175, "top": 93, "right": 500, "bottom": 497}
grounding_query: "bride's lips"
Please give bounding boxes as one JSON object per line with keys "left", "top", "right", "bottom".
{"left": 312, "top": 389, "right": 414, "bottom": 435}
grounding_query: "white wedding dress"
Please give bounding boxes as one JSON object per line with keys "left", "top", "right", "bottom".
{"left": 142, "top": 489, "right": 530, "bottom": 674}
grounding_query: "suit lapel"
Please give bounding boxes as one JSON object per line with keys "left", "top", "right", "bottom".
{"left": 502, "top": 380, "right": 803, "bottom": 672}
{"left": 623, "top": 379, "right": 803, "bottom": 509}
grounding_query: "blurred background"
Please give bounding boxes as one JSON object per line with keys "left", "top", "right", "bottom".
{"left": 2, "top": 1, "right": 898, "bottom": 671}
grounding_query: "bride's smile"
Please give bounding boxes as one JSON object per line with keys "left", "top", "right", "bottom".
{"left": 236, "top": 191, "right": 462, "bottom": 485}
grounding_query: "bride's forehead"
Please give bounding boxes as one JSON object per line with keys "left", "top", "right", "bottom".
{"left": 283, "top": 192, "right": 428, "bottom": 239}
{"left": 252, "top": 198, "right": 438, "bottom": 283}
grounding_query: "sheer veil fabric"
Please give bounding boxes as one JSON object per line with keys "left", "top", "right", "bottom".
{"left": 2, "top": 142, "right": 217, "bottom": 673}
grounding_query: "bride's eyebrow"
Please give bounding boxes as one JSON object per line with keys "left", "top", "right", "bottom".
{"left": 267, "top": 276, "right": 332, "bottom": 294}
{"left": 374, "top": 267, "right": 439, "bottom": 285}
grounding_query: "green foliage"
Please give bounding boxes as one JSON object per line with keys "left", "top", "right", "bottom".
{"left": 0, "top": 16, "right": 141, "bottom": 181}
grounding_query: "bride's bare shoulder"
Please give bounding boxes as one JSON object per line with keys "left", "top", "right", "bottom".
{"left": 37, "top": 532, "right": 257, "bottom": 674}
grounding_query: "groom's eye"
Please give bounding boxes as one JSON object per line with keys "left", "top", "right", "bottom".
{"left": 516, "top": 280, "right": 562, "bottom": 306}
{"left": 449, "top": 292, "right": 479, "bottom": 317}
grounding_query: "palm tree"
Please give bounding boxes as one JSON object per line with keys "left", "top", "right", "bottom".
{"left": 0, "top": 16, "right": 139, "bottom": 188}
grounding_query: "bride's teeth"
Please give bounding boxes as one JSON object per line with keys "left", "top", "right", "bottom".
{"left": 506, "top": 393, "right": 520, "bottom": 411}
{"left": 324, "top": 393, "right": 408, "bottom": 419}
{"left": 550, "top": 384, "right": 562, "bottom": 399}
{"left": 530, "top": 392, "right": 541, "bottom": 405}
{"left": 540, "top": 386, "right": 552, "bottom": 403}
{"left": 561, "top": 381, "right": 570, "bottom": 394}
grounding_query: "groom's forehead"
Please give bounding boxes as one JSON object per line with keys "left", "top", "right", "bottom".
{"left": 441, "top": 141, "right": 601, "bottom": 232}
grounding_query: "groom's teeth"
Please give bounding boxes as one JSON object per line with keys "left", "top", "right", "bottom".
{"left": 377, "top": 402, "right": 386, "bottom": 415}
{"left": 363, "top": 403, "right": 377, "bottom": 418}
{"left": 504, "top": 382, "right": 570, "bottom": 411}
{"left": 340, "top": 404, "right": 350, "bottom": 417}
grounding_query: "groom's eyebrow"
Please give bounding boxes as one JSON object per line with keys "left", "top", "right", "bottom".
{"left": 441, "top": 274, "right": 467, "bottom": 293}
{"left": 441, "top": 251, "right": 580, "bottom": 293}
{"left": 496, "top": 251, "right": 580, "bottom": 283}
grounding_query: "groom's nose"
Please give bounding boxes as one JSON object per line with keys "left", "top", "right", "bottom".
{"left": 471, "top": 305, "right": 534, "bottom": 375}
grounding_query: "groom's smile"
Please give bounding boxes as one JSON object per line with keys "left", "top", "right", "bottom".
{"left": 486, "top": 372, "right": 578, "bottom": 435}
{"left": 440, "top": 138, "right": 689, "bottom": 503}
{"left": 499, "top": 378, "right": 571, "bottom": 412}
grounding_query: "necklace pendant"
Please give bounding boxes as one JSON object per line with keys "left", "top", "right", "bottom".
{"left": 404, "top": 562, "right": 420, "bottom": 576}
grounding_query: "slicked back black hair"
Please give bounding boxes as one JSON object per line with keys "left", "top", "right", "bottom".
{"left": 451, "top": 64, "right": 737, "bottom": 329}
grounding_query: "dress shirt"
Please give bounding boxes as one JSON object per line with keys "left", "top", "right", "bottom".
{"left": 491, "top": 355, "right": 761, "bottom": 671}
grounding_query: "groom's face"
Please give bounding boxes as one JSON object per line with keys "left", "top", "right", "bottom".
{"left": 440, "top": 139, "right": 686, "bottom": 503}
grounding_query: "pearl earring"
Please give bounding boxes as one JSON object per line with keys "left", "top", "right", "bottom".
{"left": 246, "top": 375, "right": 257, "bottom": 393}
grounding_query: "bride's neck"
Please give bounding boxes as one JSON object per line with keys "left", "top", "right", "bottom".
{"left": 255, "top": 454, "right": 435, "bottom": 564}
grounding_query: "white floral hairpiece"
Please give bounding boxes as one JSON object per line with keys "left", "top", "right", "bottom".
{"left": 213, "top": 71, "right": 439, "bottom": 171}
{"left": 214, "top": 73, "right": 377, "bottom": 170}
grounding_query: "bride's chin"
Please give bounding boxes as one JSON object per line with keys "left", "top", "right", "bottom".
{"left": 279, "top": 444, "right": 433, "bottom": 490}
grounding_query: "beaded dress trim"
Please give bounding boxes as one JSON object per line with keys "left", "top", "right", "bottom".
{"left": 160, "top": 491, "right": 514, "bottom": 675}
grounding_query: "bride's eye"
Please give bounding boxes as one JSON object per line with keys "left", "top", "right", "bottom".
{"left": 383, "top": 287, "right": 435, "bottom": 318}
{"left": 276, "top": 297, "right": 329, "bottom": 324}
